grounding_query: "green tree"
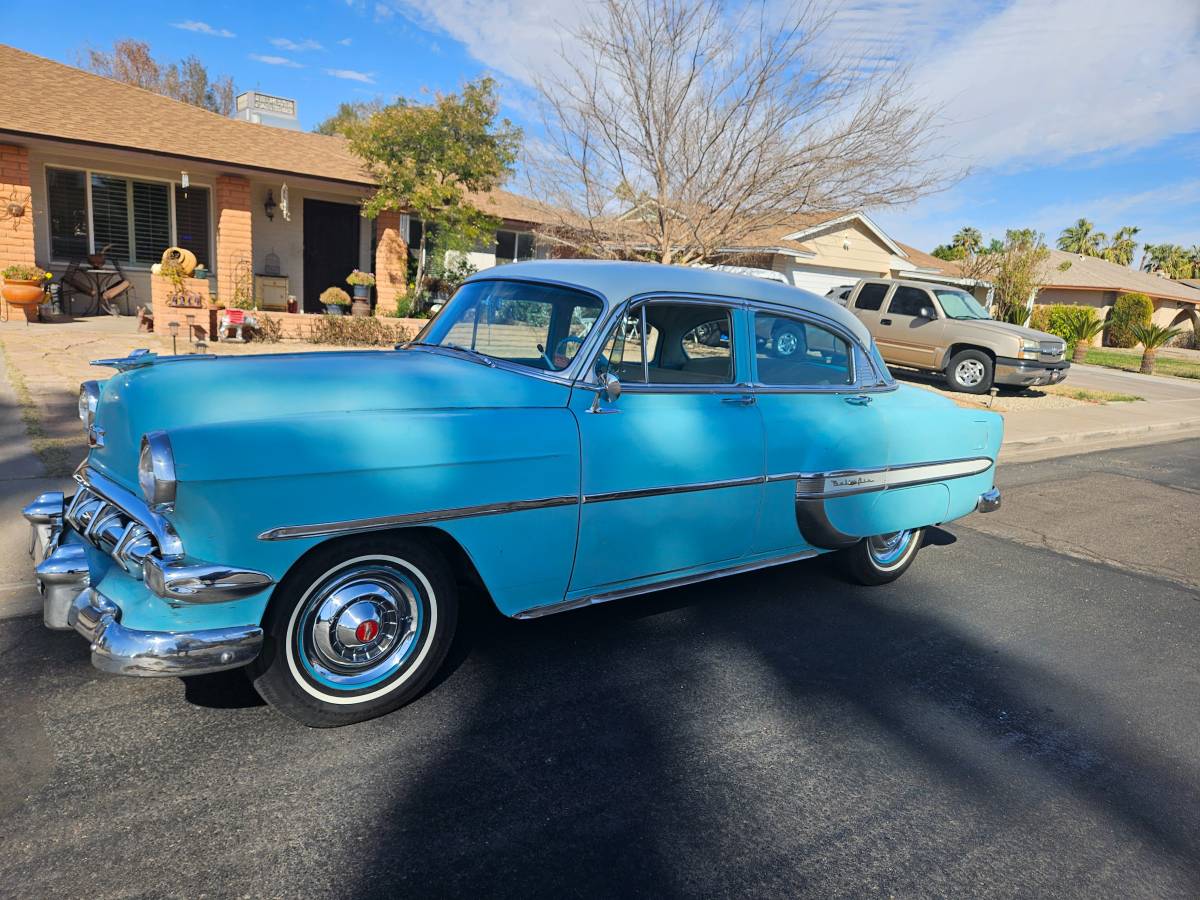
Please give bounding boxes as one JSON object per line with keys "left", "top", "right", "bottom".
{"left": 1131, "top": 322, "right": 1184, "bottom": 374}
{"left": 1057, "top": 218, "right": 1105, "bottom": 256}
{"left": 1106, "top": 292, "right": 1153, "bottom": 348}
{"left": 1142, "top": 243, "right": 1193, "bottom": 278}
{"left": 1101, "top": 225, "right": 1140, "bottom": 266}
{"left": 349, "top": 77, "right": 522, "bottom": 308}
{"left": 81, "top": 39, "right": 235, "bottom": 114}
{"left": 313, "top": 100, "right": 384, "bottom": 136}
{"left": 991, "top": 229, "right": 1050, "bottom": 325}
{"left": 1066, "top": 314, "right": 1105, "bottom": 363}
{"left": 952, "top": 226, "right": 983, "bottom": 255}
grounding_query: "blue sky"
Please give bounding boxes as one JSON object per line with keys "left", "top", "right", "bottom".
{"left": 3, "top": 0, "right": 1199, "bottom": 259}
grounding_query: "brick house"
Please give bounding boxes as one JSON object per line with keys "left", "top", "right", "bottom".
{"left": 0, "top": 44, "right": 547, "bottom": 335}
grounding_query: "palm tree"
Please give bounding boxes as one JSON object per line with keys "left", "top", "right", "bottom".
{"left": 1188, "top": 245, "right": 1200, "bottom": 279}
{"left": 1101, "top": 225, "right": 1140, "bottom": 266}
{"left": 1057, "top": 218, "right": 1105, "bottom": 256}
{"left": 951, "top": 226, "right": 983, "bottom": 256}
{"left": 1130, "top": 322, "right": 1184, "bottom": 374}
{"left": 1067, "top": 316, "right": 1106, "bottom": 363}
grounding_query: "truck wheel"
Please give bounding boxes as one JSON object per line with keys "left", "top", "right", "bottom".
{"left": 772, "top": 322, "right": 806, "bottom": 358}
{"left": 250, "top": 534, "right": 458, "bottom": 727}
{"left": 835, "top": 528, "right": 925, "bottom": 586}
{"left": 946, "top": 349, "right": 994, "bottom": 394}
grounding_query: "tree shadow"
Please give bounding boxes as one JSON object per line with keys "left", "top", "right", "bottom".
{"left": 340, "top": 540, "right": 1200, "bottom": 897}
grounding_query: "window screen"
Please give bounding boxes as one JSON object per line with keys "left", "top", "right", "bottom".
{"left": 46, "top": 167, "right": 88, "bottom": 260}
{"left": 90, "top": 174, "right": 131, "bottom": 262}
{"left": 888, "top": 286, "right": 933, "bottom": 317}
{"left": 855, "top": 282, "right": 888, "bottom": 311}
{"left": 174, "top": 185, "right": 211, "bottom": 269}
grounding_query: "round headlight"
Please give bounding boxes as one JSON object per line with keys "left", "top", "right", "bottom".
{"left": 138, "top": 431, "right": 177, "bottom": 507}
{"left": 78, "top": 380, "right": 100, "bottom": 430}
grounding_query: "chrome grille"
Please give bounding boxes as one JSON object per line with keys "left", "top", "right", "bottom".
{"left": 1039, "top": 341, "right": 1065, "bottom": 360}
{"left": 66, "top": 488, "right": 159, "bottom": 578}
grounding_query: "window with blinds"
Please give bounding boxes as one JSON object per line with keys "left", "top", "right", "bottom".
{"left": 174, "top": 186, "right": 211, "bottom": 270}
{"left": 89, "top": 174, "right": 131, "bottom": 262}
{"left": 132, "top": 181, "right": 170, "bottom": 263}
{"left": 46, "top": 168, "right": 89, "bottom": 260}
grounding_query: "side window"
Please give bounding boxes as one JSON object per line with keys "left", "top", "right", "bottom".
{"left": 755, "top": 314, "right": 852, "bottom": 386}
{"left": 888, "top": 286, "right": 933, "bottom": 317}
{"left": 855, "top": 283, "right": 888, "bottom": 311}
{"left": 649, "top": 303, "right": 734, "bottom": 384}
{"left": 596, "top": 310, "right": 659, "bottom": 384}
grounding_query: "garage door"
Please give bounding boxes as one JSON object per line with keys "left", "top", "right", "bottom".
{"left": 787, "top": 267, "right": 879, "bottom": 296}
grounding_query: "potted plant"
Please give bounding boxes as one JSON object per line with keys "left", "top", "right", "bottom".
{"left": 346, "top": 270, "right": 375, "bottom": 316}
{"left": 321, "top": 286, "right": 351, "bottom": 316}
{"left": 2, "top": 264, "right": 51, "bottom": 322}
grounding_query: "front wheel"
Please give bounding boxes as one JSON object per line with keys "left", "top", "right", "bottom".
{"left": 946, "top": 349, "right": 994, "bottom": 394}
{"left": 835, "top": 528, "right": 925, "bottom": 586}
{"left": 250, "top": 534, "right": 458, "bottom": 727}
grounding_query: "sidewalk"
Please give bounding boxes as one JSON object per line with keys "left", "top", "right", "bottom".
{"left": 0, "top": 345, "right": 71, "bottom": 620}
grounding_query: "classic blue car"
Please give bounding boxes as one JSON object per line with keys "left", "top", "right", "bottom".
{"left": 24, "top": 261, "right": 1002, "bottom": 726}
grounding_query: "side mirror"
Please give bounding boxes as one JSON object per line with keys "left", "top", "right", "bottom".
{"left": 918, "top": 306, "right": 936, "bottom": 319}
{"left": 602, "top": 372, "right": 621, "bottom": 402}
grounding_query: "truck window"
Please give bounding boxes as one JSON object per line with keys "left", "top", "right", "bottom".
{"left": 888, "top": 286, "right": 932, "bottom": 317}
{"left": 855, "top": 283, "right": 888, "bottom": 311}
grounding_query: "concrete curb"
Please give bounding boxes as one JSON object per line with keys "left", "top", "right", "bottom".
{"left": 1003, "top": 416, "right": 1200, "bottom": 450}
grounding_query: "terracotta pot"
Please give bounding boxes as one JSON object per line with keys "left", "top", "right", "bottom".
{"left": 351, "top": 299, "right": 370, "bottom": 317}
{"left": 3, "top": 279, "right": 44, "bottom": 321}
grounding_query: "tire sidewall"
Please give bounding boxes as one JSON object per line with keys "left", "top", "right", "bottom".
{"left": 838, "top": 527, "right": 925, "bottom": 586}
{"left": 251, "top": 535, "right": 458, "bottom": 726}
{"left": 947, "top": 350, "right": 993, "bottom": 394}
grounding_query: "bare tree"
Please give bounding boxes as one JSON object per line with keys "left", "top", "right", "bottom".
{"left": 81, "top": 40, "right": 236, "bottom": 115}
{"left": 529, "top": 0, "right": 949, "bottom": 264}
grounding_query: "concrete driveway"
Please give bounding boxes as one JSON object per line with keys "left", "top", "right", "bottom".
{"left": 1, "top": 440, "right": 1198, "bottom": 898}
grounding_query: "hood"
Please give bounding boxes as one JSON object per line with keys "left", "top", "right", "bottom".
{"left": 88, "top": 348, "right": 568, "bottom": 487}
{"left": 957, "top": 318, "right": 1063, "bottom": 346}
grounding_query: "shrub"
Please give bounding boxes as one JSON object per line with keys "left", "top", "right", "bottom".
{"left": 1106, "top": 292, "right": 1153, "bottom": 348}
{"left": 319, "top": 286, "right": 351, "bottom": 307}
{"left": 2, "top": 264, "right": 49, "bottom": 281}
{"left": 1031, "top": 304, "right": 1100, "bottom": 350}
{"left": 307, "top": 314, "right": 419, "bottom": 346}
{"left": 249, "top": 315, "right": 283, "bottom": 343}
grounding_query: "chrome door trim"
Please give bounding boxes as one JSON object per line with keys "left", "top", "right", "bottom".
{"left": 790, "top": 456, "right": 994, "bottom": 500}
{"left": 513, "top": 549, "right": 819, "bottom": 619}
{"left": 583, "top": 475, "right": 765, "bottom": 505}
{"left": 258, "top": 495, "right": 579, "bottom": 541}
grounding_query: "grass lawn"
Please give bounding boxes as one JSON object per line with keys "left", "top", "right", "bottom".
{"left": 1084, "top": 347, "right": 1200, "bottom": 380}
{"left": 1047, "top": 386, "right": 1142, "bottom": 404}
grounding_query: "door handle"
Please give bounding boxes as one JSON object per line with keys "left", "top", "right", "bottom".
{"left": 880, "top": 318, "right": 892, "bottom": 325}
{"left": 844, "top": 394, "right": 872, "bottom": 406}
{"left": 721, "top": 395, "right": 757, "bottom": 406}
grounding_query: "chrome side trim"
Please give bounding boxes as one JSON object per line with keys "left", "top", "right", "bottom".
{"left": 583, "top": 475, "right": 763, "bottom": 504}
{"left": 791, "top": 456, "right": 993, "bottom": 500}
{"left": 67, "top": 588, "right": 263, "bottom": 677}
{"left": 513, "top": 550, "right": 819, "bottom": 619}
{"left": 258, "top": 494, "right": 580, "bottom": 541}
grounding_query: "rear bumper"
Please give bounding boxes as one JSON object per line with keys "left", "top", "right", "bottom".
{"left": 68, "top": 587, "right": 263, "bottom": 677}
{"left": 994, "top": 357, "right": 1070, "bottom": 387}
{"left": 976, "top": 487, "right": 1001, "bottom": 513}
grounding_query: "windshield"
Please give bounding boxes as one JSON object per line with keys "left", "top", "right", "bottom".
{"left": 413, "top": 280, "right": 605, "bottom": 372}
{"left": 934, "top": 289, "right": 990, "bottom": 320}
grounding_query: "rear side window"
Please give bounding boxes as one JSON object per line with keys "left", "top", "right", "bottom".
{"left": 754, "top": 314, "right": 852, "bottom": 386}
{"left": 855, "top": 283, "right": 888, "bottom": 311}
{"left": 888, "top": 286, "right": 932, "bottom": 317}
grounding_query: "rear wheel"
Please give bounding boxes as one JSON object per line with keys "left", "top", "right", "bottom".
{"left": 946, "top": 349, "right": 994, "bottom": 394}
{"left": 250, "top": 534, "right": 458, "bottom": 727}
{"left": 836, "top": 528, "right": 925, "bottom": 586}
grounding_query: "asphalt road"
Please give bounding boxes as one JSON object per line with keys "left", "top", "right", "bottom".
{"left": 2, "top": 441, "right": 1199, "bottom": 899}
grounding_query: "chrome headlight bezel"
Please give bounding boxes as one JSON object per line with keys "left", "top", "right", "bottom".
{"left": 1018, "top": 340, "right": 1041, "bottom": 360}
{"left": 78, "top": 381, "right": 100, "bottom": 430}
{"left": 138, "top": 431, "right": 177, "bottom": 508}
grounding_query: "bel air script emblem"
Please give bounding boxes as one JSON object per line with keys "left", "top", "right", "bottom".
{"left": 829, "top": 474, "right": 881, "bottom": 490}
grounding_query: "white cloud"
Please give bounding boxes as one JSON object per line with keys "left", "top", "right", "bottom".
{"left": 338, "top": 38, "right": 353, "bottom": 46}
{"left": 171, "top": 20, "right": 235, "bottom": 38}
{"left": 374, "top": 3, "right": 395, "bottom": 20}
{"left": 270, "top": 37, "right": 323, "bottom": 52}
{"left": 326, "top": 68, "right": 376, "bottom": 83}
{"left": 250, "top": 54, "right": 303, "bottom": 68}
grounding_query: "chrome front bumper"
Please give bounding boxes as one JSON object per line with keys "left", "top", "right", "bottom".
{"left": 24, "top": 490, "right": 265, "bottom": 676}
{"left": 994, "top": 358, "right": 1070, "bottom": 387}
{"left": 68, "top": 588, "right": 263, "bottom": 676}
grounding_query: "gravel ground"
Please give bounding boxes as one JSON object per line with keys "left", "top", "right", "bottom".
{"left": 895, "top": 369, "right": 1132, "bottom": 412}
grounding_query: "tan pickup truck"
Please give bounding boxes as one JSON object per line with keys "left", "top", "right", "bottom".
{"left": 844, "top": 278, "right": 1069, "bottom": 393}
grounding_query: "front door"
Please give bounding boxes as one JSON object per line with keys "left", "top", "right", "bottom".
{"left": 567, "top": 300, "right": 765, "bottom": 595}
{"left": 303, "top": 199, "right": 361, "bottom": 312}
{"left": 874, "top": 284, "right": 944, "bottom": 368}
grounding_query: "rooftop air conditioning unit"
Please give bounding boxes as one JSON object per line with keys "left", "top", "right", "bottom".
{"left": 232, "top": 92, "right": 300, "bottom": 131}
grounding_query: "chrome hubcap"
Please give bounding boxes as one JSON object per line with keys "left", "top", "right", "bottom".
{"left": 868, "top": 530, "right": 914, "bottom": 567}
{"left": 955, "top": 359, "right": 985, "bottom": 386}
{"left": 298, "top": 563, "right": 422, "bottom": 688}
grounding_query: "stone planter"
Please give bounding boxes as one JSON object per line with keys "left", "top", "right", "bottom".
{"left": 2, "top": 279, "right": 45, "bottom": 322}
{"left": 351, "top": 299, "right": 370, "bottom": 317}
